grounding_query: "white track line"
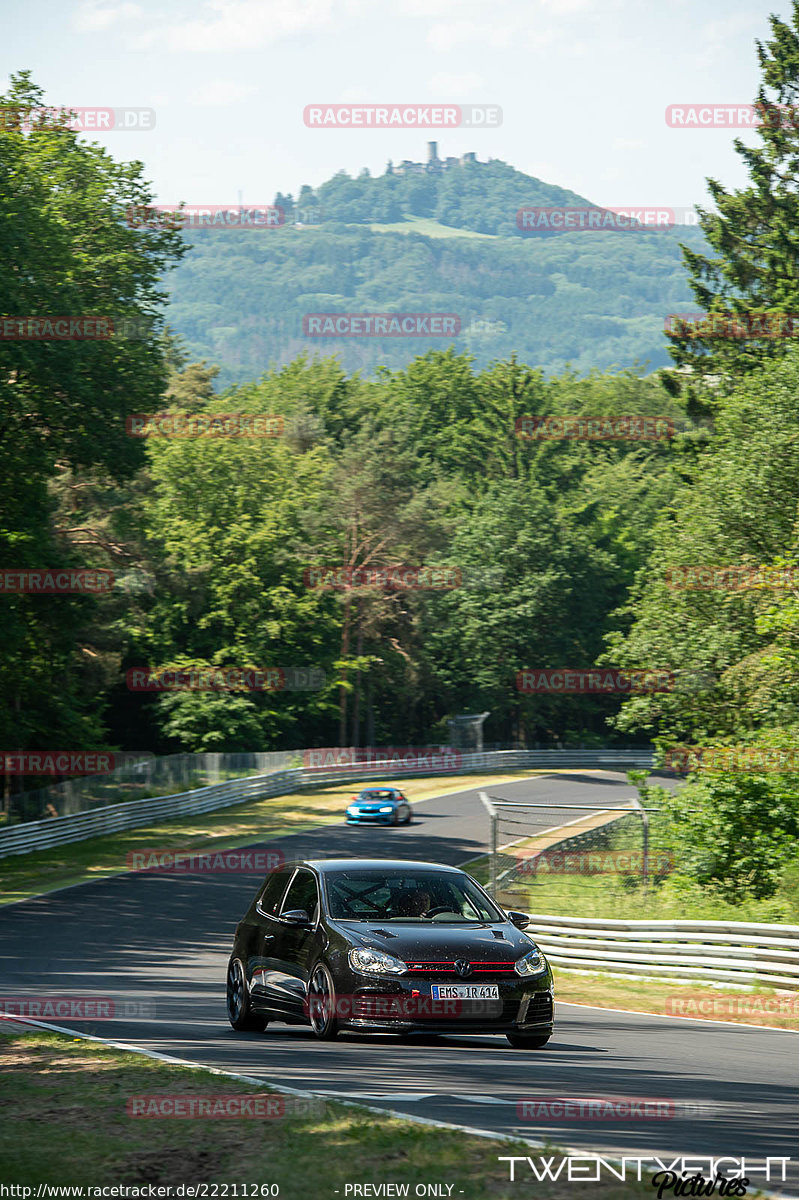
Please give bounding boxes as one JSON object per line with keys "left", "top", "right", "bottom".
{"left": 559, "top": 999, "right": 799, "bottom": 1034}
{"left": 4, "top": 1015, "right": 796, "bottom": 1199}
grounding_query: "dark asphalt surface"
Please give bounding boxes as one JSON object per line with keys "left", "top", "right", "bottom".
{"left": 1, "top": 771, "right": 797, "bottom": 1192}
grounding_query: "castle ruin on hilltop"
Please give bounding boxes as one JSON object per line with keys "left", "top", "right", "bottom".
{"left": 389, "top": 143, "right": 479, "bottom": 175}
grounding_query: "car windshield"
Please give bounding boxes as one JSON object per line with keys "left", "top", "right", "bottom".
{"left": 325, "top": 870, "right": 503, "bottom": 923}
{"left": 358, "top": 791, "right": 395, "bottom": 800}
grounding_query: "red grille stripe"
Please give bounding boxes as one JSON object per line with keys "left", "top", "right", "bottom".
{"left": 406, "top": 961, "right": 516, "bottom": 972}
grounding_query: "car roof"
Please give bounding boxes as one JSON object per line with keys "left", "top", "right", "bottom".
{"left": 282, "top": 858, "right": 464, "bottom": 875}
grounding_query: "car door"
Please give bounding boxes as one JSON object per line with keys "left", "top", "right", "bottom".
{"left": 247, "top": 866, "right": 293, "bottom": 1013}
{"left": 269, "top": 867, "right": 324, "bottom": 1017}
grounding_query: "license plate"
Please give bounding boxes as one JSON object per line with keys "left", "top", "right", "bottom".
{"left": 431, "top": 984, "right": 500, "bottom": 1000}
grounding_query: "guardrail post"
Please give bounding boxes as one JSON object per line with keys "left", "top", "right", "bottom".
{"left": 479, "top": 791, "right": 498, "bottom": 897}
{"left": 630, "top": 794, "right": 649, "bottom": 889}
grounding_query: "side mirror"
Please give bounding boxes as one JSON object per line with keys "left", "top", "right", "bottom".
{"left": 283, "top": 908, "right": 311, "bottom": 925}
{"left": 507, "top": 910, "right": 530, "bottom": 930}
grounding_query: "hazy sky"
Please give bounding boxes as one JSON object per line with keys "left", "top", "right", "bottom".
{"left": 2, "top": 0, "right": 779, "bottom": 211}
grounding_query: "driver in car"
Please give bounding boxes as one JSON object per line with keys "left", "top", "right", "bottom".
{"left": 392, "top": 888, "right": 431, "bottom": 918}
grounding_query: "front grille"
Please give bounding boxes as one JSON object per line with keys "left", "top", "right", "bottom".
{"left": 404, "top": 960, "right": 517, "bottom": 977}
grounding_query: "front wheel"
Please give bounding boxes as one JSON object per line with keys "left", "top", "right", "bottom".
{"left": 506, "top": 1031, "right": 551, "bottom": 1049}
{"left": 308, "top": 962, "right": 340, "bottom": 1040}
{"left": 226, "top": 958, "right": 266, "bottom": 1031}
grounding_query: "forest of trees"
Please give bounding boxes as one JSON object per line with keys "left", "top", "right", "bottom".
{"left": 166, "top": 161, "right": 704, "bottom": 384}
{"left": 5, "top": 0, "right": 799, "bottom": 906}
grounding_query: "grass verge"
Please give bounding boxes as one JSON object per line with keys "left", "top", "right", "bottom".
{"left": 0, "top": 1026, "right": 659, "bottom": 1199}
{"left": 552, "top": 968, "right": 799, "bottom": 1031}
{"left": 0, "top": 772, "right": 532, "bottom": 906}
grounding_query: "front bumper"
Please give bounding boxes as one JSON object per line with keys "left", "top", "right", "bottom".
{"left": 332, "top": 969, "right": 554, "bottom": 1034}
{"left": 346, "top": 810, "right": 395, "bottom": 824}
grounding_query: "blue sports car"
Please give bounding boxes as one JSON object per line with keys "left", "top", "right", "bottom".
{"left": 346, "top": 787, "right": 412, "bottom": 825}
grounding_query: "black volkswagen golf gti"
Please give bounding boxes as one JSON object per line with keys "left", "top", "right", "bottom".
{"left": 226, "top": 858, "right": 553, "bottom": 1047}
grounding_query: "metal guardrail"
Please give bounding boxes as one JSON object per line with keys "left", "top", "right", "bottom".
{"left": 479, "top": 789, "right": 799, "bottom": 989}
{"left": 526, "top": 913, "right": 799, "bottom": 988}
{"left": 0, "top": 770, "right": 303, "bottom": 858}
{"left": 0, "top": 748, "right": 655, "bottom": 859}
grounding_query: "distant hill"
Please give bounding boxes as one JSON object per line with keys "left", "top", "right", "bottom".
{"left": 165, "top": 155, "right": 704, "bottom": 383}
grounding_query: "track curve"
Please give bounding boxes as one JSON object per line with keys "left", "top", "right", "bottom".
{"left": 1, "top": 772, "right": 797, "bottom": 1190}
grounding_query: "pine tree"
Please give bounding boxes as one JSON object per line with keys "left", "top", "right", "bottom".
{"left": 667, "top": 2, "right": 799, "bottom": 412}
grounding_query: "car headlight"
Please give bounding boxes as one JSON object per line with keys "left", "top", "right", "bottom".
{"left": 349, "top": 948, "right": 407, "bottom": 975}
{"left": 346, "top": 806, "right": 359, "bottom": 815}
{"left": 379, "top": 805, "right": 394, "bottom": 813}
{"left": 514, "top": 946, "right": 545, "bottom": 976}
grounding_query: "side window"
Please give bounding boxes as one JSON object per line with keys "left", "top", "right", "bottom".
{"left": 281, "top": 869, "right": 320, "bottom": 923}
{"left": 257, "top": 867, "right": 292, "bottom": 916}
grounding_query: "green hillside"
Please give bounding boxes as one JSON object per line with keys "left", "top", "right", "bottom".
{"left": 166, "top": 156, "right": 704, "bottom": 383}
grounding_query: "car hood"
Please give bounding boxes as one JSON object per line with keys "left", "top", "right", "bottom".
{"left": 335, "top": 920, "right": 537, "bottom": 960}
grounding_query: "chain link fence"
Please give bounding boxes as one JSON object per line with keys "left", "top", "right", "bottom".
{"left": 3, "top": 751, "right": 301, "bottom": 823}
{"left": 478, "top": 790, "right": 670, "bottom": 917}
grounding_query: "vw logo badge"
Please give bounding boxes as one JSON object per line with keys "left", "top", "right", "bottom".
{"left": 454, "top": 959, "right": 472, "bottom": 978}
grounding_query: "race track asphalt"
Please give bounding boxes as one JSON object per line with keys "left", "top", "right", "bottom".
{"left": 1, "top": 772, "right": 796, "bottom": 1192}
